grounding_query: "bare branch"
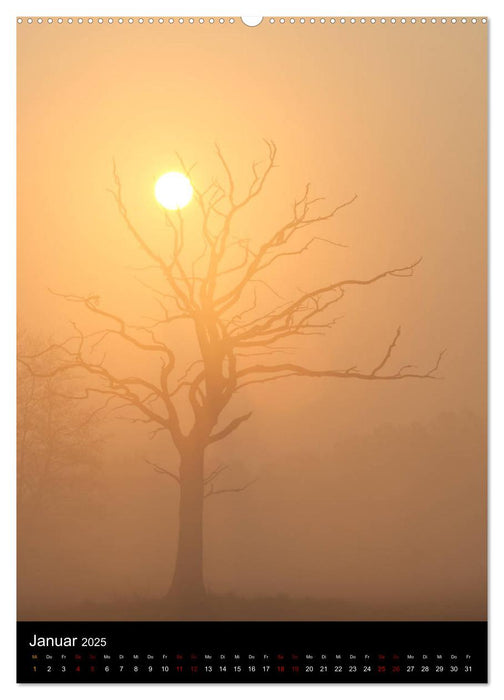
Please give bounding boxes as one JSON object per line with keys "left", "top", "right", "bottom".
{"left": 236, "top": 343, "right": 445, "bottom": 388}
{"left": 202, "top": 141, "right": 278, "bottom": 303}
{"left": 207, "top": 411, "right": 253, "bottom": 444}
{"left": 203, "top": 464, "right": 229, "bottom": 485}
{"left": 371, "top": 326, "right": 401, "bottom": 376}
{"left": 108, "top": 161, "right": 194, "bottom": 313}
{"left": 145, "top": 458, "right": 180, "bottom": 484}
{"left": 228, "top": 259, "right": 422, "bottom": 347}
{"left": 214, "top": 190, "right": 357, "bottom": 313}
{"left": 48, "top": 289, "right": 176, "bottom": 363}
{"left": 205, "top": 477, "right": 258, "bottom": 499}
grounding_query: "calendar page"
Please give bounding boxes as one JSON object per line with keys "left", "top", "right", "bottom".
{"left": 16, "top": 15, "right": 487, "bottom": 683}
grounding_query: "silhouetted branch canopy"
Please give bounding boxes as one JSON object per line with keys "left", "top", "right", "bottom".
{"left": 19, "top": 141, "right": 444, "bottom": 454}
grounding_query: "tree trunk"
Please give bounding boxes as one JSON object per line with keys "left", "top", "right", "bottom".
{"left": 168, "top": 444, "right": 206, "bottom": 608}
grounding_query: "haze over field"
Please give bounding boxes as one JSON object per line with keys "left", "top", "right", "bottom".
{"left": 17, "top": 19, "right": 487, "bottom": 620}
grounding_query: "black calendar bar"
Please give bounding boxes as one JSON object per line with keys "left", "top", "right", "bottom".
{"left": 17, "top": 620, "right": 487, "bottom": 683}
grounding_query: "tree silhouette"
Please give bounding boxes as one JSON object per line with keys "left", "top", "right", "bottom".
{"left": 17, "top": 331, "right": 102, "bottom": 515}
{"left": 19, "top": 141, "right": 444, "bottom": 606}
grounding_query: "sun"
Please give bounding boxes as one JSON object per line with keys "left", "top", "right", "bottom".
{"left": 155, "top": 172, "right": 193, "bottom": 210}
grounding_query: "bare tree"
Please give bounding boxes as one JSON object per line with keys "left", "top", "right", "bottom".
{"left": 19, "top": 142, "right": 444, "bottom": 605}
{"left": 17, "top": 331, "right": 102, "bottom": 516}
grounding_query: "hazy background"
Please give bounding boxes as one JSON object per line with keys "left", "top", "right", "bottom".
{"left": 17, "top": 19, "right": 487, "bottom": 620}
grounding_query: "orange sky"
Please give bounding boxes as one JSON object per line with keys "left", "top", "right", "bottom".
{"left": 17, "top": 20, "right": 487, "bottom": 620}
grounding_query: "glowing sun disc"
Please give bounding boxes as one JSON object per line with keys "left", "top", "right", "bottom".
{"left": 155, "top": 172, "right": 193, "bottom": 210}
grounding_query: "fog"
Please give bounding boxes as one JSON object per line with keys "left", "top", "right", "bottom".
{"left": 17, "top": 19, "right": 486, "bottom": 620}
